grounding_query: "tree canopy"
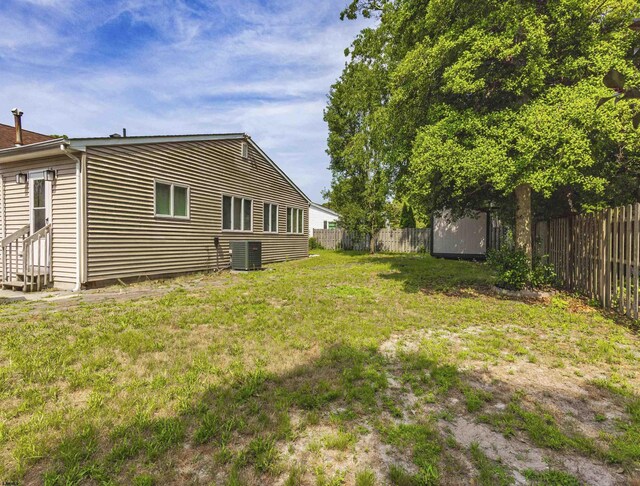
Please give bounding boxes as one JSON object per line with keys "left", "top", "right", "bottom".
{"left": 326, "top": 0, "right": 640, "bottom": 251}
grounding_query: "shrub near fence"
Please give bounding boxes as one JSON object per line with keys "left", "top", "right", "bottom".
{"left": 312, "top": 228, "right": 431, "bottom": 253}
{"left": 535, "top": 203, "right": 640, "bottom": 320}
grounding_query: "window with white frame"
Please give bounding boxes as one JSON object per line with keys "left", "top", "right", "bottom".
{"left": 223, "top": 195, "right": 253, "bottom": 231}
{"left": 287, "top": 207, "right": 304, "bottom": 234}
{"left": 263, "top": 203, "right": 278, "bottom": 233}
{"left": 155, "top": 181, "right": 189, "bottom": 218}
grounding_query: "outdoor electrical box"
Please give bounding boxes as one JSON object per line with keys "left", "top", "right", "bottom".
{"left": 230, "top": 241, "right": 262, "bottom": 271}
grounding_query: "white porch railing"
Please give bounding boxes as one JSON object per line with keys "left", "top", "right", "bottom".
{"left": 1, "top": 224, "right": 53, "bottom": 292}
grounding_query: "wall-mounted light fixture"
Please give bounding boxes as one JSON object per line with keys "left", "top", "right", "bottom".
{"left": 44, "top": 169, "right": 56, "bottom": 182}
{"left": 16, "top": 172, "right": 27, "bottom": 184}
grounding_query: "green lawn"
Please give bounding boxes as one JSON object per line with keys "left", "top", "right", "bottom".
{"left": 0, "top": 250, "right": 638, "bottom": 484}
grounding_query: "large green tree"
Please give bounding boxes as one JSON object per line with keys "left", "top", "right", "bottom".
{"left": 324, "top": 27, "right": 390, "bottom": 252}
{"left": 327, "top": 0, "right": 640, "bottom": 259}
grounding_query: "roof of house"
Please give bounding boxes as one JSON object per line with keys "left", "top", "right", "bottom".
{"left": 310, "top": 202, "right": 339, "bottom": 217}
{"left": 67, "top": 133, "right": 247, "bottom": 150}
{"left": 0, "top": 132, "right": 311, "bottom": 203}
{"left": 0, "top": 123, "right": 52, "bottom": 149}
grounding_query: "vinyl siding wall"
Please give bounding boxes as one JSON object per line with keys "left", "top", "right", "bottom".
{"left": 0, "top": 155, "right": 77, "bottom": 289}
{"left": 85, "top": 139, "right": 308, "bottom": 283}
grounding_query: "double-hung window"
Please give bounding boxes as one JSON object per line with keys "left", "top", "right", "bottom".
{"left": 223, "top": 195, "right": 253, "bottom": 231}
{"left": 155, "top": 181, "right": 189, "bottom": 218}
{"left": 287, "top": 207, "right": 304, "bottom": 234}
{"left": 263, "top": 203, "right": 278, "bottom": 233}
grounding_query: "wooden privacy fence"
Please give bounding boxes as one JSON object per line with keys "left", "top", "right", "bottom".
{"left": 489, "top": 217, "right": 507, "bottom": 251}
{"left": 535, "top": 203, "right": 640, "bottom": 319}
{"left": 313, "top": 228, "right": 431, "bottom": 253}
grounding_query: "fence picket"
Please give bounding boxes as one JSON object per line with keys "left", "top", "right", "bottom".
{"left": 613, "top": 208, "right": 619, "bottom": 308}
{"left": 604, "top": 210, "right": 611, "bottom": 309}
{"left": 635, "top": 203, "right": 640, "bottom": 319}
{"left": 619, "top": 206, "right": 625, "bottom": 313}
{"left": 627, "top": 205, "right": 633, "bottom": 316}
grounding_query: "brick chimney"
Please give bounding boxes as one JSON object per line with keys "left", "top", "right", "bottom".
{"left": 11, "top": 108, "right": 24, "bottom": 146}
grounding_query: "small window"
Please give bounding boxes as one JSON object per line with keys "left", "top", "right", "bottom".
{"left": 287, "top": 207, "right": 304, "bottom": 234}
{"left": 155, "top": 181, "right": 189, "bottom": 218}
{"left": 243, "top": 199, "right": 252, "bottom": 229}
{"left": 174, "top": 186, "right": 188, "bottom": 217}
{"left": 264, "top": 203, "right": 278, "bottom": 232}
{"left": 223, "top": 195, "right": 253, "bottom": 231}
{"left": 32, "top": 178, "right": 47, "bottom": 231}
{"left": 223, "top": 195, "right": 232, "bottom": 230}
{"left": 241, "top": 141, "right": 249, "bottom": 159}
{"left": 233, "top": 197, "right": 242, "bottom": 230}
{"left": 271, "top": 204, "right": 277, "bottom": 231}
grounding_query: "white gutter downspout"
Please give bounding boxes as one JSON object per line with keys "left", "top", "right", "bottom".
{"left": 61, "top": 145, "right": 83, "bottom": 292}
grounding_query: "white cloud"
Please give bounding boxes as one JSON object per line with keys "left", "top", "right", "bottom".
{"left": 0, "top": 0, "right": 372, "bottom": 201}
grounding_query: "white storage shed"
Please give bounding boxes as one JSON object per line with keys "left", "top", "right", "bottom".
{"left": 431, "top": 210, "right": 490, "bottom": 259}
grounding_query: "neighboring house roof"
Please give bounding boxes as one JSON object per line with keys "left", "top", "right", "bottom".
{"left": 0, "top": 123, "right": 52, "bottom": 149}
{"left": 310, "top": 201, "right": 339, "bottom": 217}
{"left": 0, "top": 132, "right": 311, "bottom": 203}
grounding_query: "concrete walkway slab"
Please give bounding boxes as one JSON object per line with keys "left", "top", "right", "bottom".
{"left": 0, "top": 288, "right": 75, "bottom": 304}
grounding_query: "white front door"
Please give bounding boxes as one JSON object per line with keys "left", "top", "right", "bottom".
{"left": 29, "top": 171, "right": 52, "bottom": 267}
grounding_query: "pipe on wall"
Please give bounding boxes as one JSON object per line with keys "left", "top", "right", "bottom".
{"left": 60, "top": 145, "right": 83, "bottom": 292}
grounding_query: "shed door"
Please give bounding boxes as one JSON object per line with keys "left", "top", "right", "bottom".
{"left": 29, "top": 171, "right": 52, "bottom": 265}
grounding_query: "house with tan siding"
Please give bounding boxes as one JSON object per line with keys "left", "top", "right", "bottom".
{"left": 0, "top": 111, "right": 310, "bottom": 291}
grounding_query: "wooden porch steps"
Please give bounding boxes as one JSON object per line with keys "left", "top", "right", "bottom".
{"left": 1, "top": 280, "right": 25, "bottom": 290}
{"left": 1, "top": 269, "right": 50, "bottom": 292}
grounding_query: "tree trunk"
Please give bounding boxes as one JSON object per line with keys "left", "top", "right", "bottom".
{"left": 515, "top": 184, "right": 533, "bottom": 261}
{"left": 369, "top": 230, "right": 376, "bottom": 254}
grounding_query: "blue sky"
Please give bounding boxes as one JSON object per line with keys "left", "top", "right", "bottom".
{"left": 0, "top": 0, "right": 372, "bottom": 202}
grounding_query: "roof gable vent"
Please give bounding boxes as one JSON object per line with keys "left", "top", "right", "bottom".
{"left": 241, "top": 141, "right": 249, "bottom": 159}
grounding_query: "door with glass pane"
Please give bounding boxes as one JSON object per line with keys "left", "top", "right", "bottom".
{"left": 29, "top": 171, "right": 52, "bottom": 267}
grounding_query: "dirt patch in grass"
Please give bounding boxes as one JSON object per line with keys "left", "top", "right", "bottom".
{"left": 380, "top": 326, "right": 638, "bottom": 485}
{"left": 444, "top": 416, "right": 622, "bottom": 485}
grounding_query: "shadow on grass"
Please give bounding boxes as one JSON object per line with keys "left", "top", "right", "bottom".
{"left": 334, "top": 252, "right": 640, "bottom": 330}
{"left": 361, "top": 252, "right": 494, "bottom": 294}
{"left": 30, "top": 344, "right": 390, "bottom": 485}
{"left": 24, "top": 340, "right": 637, "bottom": 485}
